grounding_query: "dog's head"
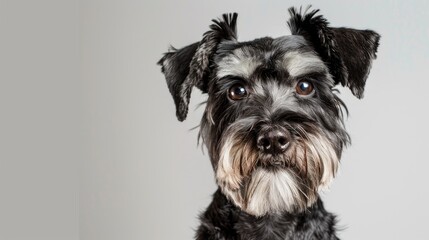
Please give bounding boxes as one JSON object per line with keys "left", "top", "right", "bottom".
{"left": 158, "top": 7, "right": 379, "bottom": 216}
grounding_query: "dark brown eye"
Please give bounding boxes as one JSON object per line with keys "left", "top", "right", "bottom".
{"left": 295, "top": 80, "right": 314, "bottom": 96}
{"left": 228, "top": 83, "right": 248, "bottom": 100}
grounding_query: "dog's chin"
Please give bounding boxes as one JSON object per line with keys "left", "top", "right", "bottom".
{"left": 217, "top": 149, "right": 320, "bottom": 216}
{"left": 220, "top": 165, "right": 318, "bottom": 217}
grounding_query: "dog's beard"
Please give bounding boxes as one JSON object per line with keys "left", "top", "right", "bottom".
{"left": 215, "top": 118, "right": 340, "bottom": 216}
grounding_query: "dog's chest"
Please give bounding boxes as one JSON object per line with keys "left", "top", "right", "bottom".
{"left": 235, "top": 214, "right": 298, "bottom": 240}
{"left": 232, "top": 206, "right": 338, "bottom": 240}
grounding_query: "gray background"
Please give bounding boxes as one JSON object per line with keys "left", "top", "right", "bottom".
{"left": 1, "top": 0, "right": 428, "bottom": 239}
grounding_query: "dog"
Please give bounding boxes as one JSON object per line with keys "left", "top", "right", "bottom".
{"left": 158, "top": 7, "right": 379, "bottom": 240}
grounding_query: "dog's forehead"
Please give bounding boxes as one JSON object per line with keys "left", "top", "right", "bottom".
{"left": 215, "top": 35, "right": 328, "bottom": 80}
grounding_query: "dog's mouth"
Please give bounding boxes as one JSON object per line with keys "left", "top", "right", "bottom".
{"left": 257, "top": 155, "right": 287, "bottom": 168}
{"left": 257, "top": 146, "right": 296, "bottom": 169}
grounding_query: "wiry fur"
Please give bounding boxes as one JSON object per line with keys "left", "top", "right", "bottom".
{"left": 288, "top": 7, "right": 380, "bottom": 98}
{"left": 214, "top": 113, "right": 342, "bottom": 217}
{"left": 158, "top": 7, "right": 379, "bottom": 240}
{"left": 158, "top": 13, "right": 238, "bottom": 121}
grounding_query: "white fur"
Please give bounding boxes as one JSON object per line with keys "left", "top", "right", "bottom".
{"left": 306, "top": 134, "right": 339, "bottom": 189}
{"left": 283, "top": 51, "right": 328, "bottom": 77}
{"left": 216, "top": 117, "right": 260, "bottom": 190}
{"left": 245, "top": 168, "right": 304, "bottom": 216}
{"left": 216, "top": 49, "right": 261, "bottom": 79}
{"left": 217, "top": 137, "right": 242, "bottom": 190}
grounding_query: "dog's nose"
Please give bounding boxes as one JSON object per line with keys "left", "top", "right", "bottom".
{"left": 257, "top": 128, "right": 290, "bottom": 154}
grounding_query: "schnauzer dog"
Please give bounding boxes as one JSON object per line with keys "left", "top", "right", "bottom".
{"left": 158, "top": 7, "right": 379, "bottom": 240}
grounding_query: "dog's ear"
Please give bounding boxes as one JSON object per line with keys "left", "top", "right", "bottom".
{"left": 288, "top": 7, "right": 380, "bottom": 98}
{"left": 158, "top": 13, "right": 238, "bottom": 121}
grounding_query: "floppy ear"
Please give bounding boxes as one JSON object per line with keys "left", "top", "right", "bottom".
{"left": 288, "top": 7, "right": 380, "bottom": 98}
{"left": 158, "top": 13, "right": 238, "bottom": 121}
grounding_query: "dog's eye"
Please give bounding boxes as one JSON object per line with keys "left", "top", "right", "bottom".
{"left": 296, "top": 80, "right": 314, "bottom": 96}
{"left": 228, "top": 83, "right": 248, "bottom": 100}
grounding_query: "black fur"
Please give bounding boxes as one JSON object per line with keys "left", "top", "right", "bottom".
{"left": 288, "top": 7, "right": 380, "bottom": 98}
{"left": 158, "top": 13, "right": 238, "bottom": 121}
{"left": 158, "top": 7, "right": 379, "bottom": 240}
{"left": 196, "top": 189, "right": 339, "bottom": 240}
{"left": 158, "top": 42, "right": 199, "bottom": 121}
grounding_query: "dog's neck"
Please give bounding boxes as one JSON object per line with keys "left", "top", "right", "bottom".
{"left": 196, "top": 189, "right": 339, "bottom": 240}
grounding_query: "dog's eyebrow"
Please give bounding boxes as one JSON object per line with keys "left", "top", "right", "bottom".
{"left": 217, "top": 75, "right": 250, "bottom": 88}
{"left": 292, "top": 72, "right": 327, "bottom": 81}
{"left": 216, "top": 51, "right": 262, "bottom": 79}
{"left": 282, "top": 51, "right": 328, "bottom": 77}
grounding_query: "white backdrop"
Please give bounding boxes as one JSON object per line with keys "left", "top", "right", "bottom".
{"left": 2, "top": 0, "right": 429, "bottom": 240}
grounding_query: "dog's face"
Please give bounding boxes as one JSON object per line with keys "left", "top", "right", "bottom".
{"left": 158, "top": 8, "right": 379, "bottom": 216}
{"left": 201, "top": 36, "right": 349, "bottom": 216}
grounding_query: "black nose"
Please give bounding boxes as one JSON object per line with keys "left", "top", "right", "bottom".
{"left": 257, "top": 128, "right": 290, "bottom": 154}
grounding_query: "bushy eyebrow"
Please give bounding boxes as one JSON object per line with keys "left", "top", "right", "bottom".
{"left": 216, "top": 75, "right": 249, "bottom": 86}
{"left": 292, "top": 72, "right": 327, "bottom": 81}
{"left": 215, "top": 52, "right": 263, "bottom": 79}
{"left": 281, "top": 51, "right": 328, "bottom": 77}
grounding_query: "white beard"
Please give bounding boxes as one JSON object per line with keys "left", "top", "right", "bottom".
{"left": 242, "top": 168, "right": 316, "bottom": 216}
{"left": 214, "top": 118, "right": 340, "bottom": 217}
